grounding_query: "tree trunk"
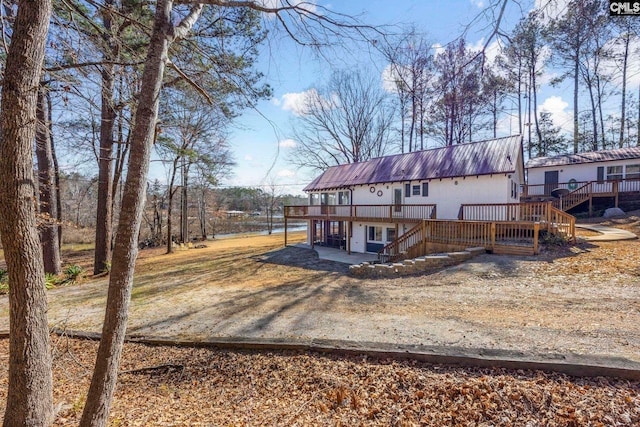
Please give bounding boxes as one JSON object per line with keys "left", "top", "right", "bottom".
{"left": 94, "top": 1, "right": 117, "bottom": 275}
{"left": 531, "top": 61, "right": 543, "bottom": 156}
{"left": 573, "top": 46, "right": 580, "bottom": 154}
{"left": 45, "top": 90, "right": 63, "bottom": 250}
{"left": 587, "top": 80, "right": 598, "bottom": 151}
{"left": 619, "top": 33, "right": 629, "bottom": 148}
{"left": 35, "top": 88, "right": 62, "bottom": 275}
{"left": 0, "top": 1, "right": 54, "bottom": 425}
{"left": 80, "top": 1, "right": 175, "bottom": 425}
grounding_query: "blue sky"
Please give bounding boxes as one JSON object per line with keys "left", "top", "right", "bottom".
{"left": 155, "top": 0, "right": 638, "bottom": 196}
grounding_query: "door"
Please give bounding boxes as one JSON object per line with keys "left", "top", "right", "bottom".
{"left": 544, "top": 170, "right": 559, "bottom": 195}
{"left": 393, "top": 188, "right": 403, "bottom": 214}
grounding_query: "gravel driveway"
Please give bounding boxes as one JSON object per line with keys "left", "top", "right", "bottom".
{"left": 0, "top": 231, "right": 638, "bottom": 371}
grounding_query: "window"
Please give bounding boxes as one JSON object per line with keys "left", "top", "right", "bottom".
{"left": 422, "top": 182, "right": 429, "bottom": 197}
{"left": 386, "top": 228, "right": 396, "bottom": 242}
{"left": 309, "top": 193, "right": 320, "bottom": 205}
{"left": 626, "top": 164, "right": 640, "bottom": 180}
{"left": 405, "top": 183, "right": 411, "bottom": 197}
{"left": 607, "top": 165, "right": 623, "bottom": 181}
{"left": 412, "top": 185, "right": 420, "bottom": 196}
{"left": 511, "top": 181, "right": 518, "bottom": 199}
{"left": 368, "top": 226, "right": 383, "bottom": 242}
{"left": 338, "top": 191, "right": 350, "bottom": 205}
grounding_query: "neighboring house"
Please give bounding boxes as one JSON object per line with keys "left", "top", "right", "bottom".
{"left": 524, "top": 146, "right": 640, "bottom": 203}
{"left": 290, "top": 135, "right": 525, "bottom": 254}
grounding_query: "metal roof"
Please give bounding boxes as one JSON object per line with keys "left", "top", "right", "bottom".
{"left": 304, "top": 135, "right": 523, "bottom": 192}
{"left": 526, "top": 146, "right": 640, "bottom": 169}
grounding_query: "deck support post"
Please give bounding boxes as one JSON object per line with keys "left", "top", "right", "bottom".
{"left": 588, "top": 196, "right": 593, "bottom": 217}
{"left": 311, "top": 220, "right": 315, "bottom": 249}
{"left": 533, "top": 222, "right": 540, "bottom": 255}
{"left": 284, "top": 217, "right": 288, "bottom": 246}
{"left": 347, "top": 221, "right": 351, "bottom": 254}
{"left": 422, "top": 220, "right": 427, "bottom": 256}
{"left": 614, "top": 181, "right": 619, "bottom": 207}
{"left": 490, "top": 222, "right": 496, "bottom": 251}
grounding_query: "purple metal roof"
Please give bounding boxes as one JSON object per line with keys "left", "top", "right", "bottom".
{"left": 526, "top": 146, "right": 640, "bottom": 169}
{"left": 304, "top": 135, "right": 523, "bottom": 191}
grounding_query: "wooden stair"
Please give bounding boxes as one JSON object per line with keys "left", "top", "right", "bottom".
{"left": 551, "top": 182, "right": 592, "bottom": 212}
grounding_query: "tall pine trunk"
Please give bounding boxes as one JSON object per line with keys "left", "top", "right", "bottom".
{"left": 36, "top": 87, "right": 61, "bottom": 275}
{"left": 573, "top": 44, "right": 580, "bottom": 154}
{"left": 80, "top": 1, "right": 204, "bottom": 423}
{"left": 619, "top": 33, "right": 629, "bottom": 148}
{"left": 94, "top": 1, "right": 117, "bottom": 275}
{"left": 0, "top": 1, "right": 54, "bottom": 425}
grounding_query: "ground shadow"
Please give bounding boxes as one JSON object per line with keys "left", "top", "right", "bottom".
{"left": 251, "top": 246, "right": 350, "bottom": 274}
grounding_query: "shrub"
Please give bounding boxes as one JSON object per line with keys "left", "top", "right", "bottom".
{"left": 64, "top": 264, "right": 83, "bottom": 282}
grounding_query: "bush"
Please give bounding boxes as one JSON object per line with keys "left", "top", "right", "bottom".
{"left": 64, "top": 264, "right": 83, "bottom": 282}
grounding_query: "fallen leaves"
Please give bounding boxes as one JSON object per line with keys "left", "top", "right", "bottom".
{"left": 0, "top": 337, "right": 637, "bottom": 426}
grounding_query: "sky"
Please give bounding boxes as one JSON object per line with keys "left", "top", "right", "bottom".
{"left": 150, "top": 0, "right": 640, "bottom": 196}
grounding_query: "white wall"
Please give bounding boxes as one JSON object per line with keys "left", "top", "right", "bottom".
{"left": 346, "top": 174, "right": 516, "bottom": 219}
{"left": 528, "top": 158, "right": 640, "bottom": 186}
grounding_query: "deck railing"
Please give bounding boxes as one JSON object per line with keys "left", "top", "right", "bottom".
{"left": 378, "top": 219, "right": 541, "bottom": 262}
{"left": 550, "top": 182, "right": 591, "bottom": 211}
{"left": 284, "top": 204, "right": 437, "bottom": 222}
{"left": 522, "top": 178, "right": 640, "bottom": 197}
{"left": 459, "top": 202, "right": 576, "bottom": 242}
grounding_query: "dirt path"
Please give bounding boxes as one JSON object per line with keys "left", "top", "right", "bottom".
{"left": 0, "top": 223, "right": 639, "bottom": 366}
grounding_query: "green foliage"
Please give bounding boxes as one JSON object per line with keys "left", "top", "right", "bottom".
{"left": 103, "top": 261, "right": 112, "bottom": 274}
{"left": 64, "top": 264, "right": 84, "bottom": 283}
{"left": 45, "top": 273, "right": 60, "bottom": 290}
{"left": 540, "top": 231, "right": 568, "bottom": 246}
{"left": 0, "top": 269, "right": 8, "bottom": 294}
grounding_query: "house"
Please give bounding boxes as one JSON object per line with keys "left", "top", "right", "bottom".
{"left": 523, "top": 146, "right": 640, "bottom": 211}
{"left": 288, "top": 135, "right": 525, "bottom": 254}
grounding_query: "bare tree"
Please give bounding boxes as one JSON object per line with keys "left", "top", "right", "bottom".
{"left": 289, "top": 69, "right": 394, "bottom": 170}
{"left": 0, "top": 0, "right": 54, "bottom": 425}
{"left": 383, "top": 29, "right": 434, "bottom": 152}
{"left": 36, "top": 86, "right": 62, "bottom": 274}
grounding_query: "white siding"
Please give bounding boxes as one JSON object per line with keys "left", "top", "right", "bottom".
{"left": 527, "top": 158, "right": 640, "bottom": 185}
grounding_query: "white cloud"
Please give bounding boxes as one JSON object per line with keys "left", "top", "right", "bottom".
{"left": 539, "top": 96, "right": 573, "bottom": 133}
{"left": 278, "top": 138, "right": 296, "bottom": 148}
{"left": 244, "top": 155, "right": 254, "bottom": 161}
{"left": 277, "top": 169, "right": 296, "bottom": 178}
{"left": 468, "top": 38, "right": 503, "bottom": 67}
{"left": 270, "top": 97, "right": 281, "bottom": 106}
{"left": 280, "top": 89, "right": 335, "bottom": 116}
{"left": 281, "top": 90, "right": 314, "bottom": 116}
{"left": 432, "top": 43, "right": 445, "bottom": 58}
{"left": 470, "top": 0, "right": 484, "bottom": 8}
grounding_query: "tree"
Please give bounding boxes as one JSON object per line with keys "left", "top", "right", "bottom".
{"left": 157, "top": 89, "right": 233, "bottom": 253}
{"left": 538, "top": 111, "right": 568, "bottom": 156}
{"left": 612, "top": 17, "right": 640, "bottom": 147}
{"left": 546, "top": 0, "right": 593, "bottom": 153}
{"left": 289, "top": 69, "right": 394, "bottom": 170}
{"left": 383, "top": 29, "right": 434, "bottom": 152}
{"left": 430, "top": 39, "right": 484, "bottom": 145}
{"left": 80, "top": 1, "right": 379, "bottom": 425}
{"left": 36, "top": 86, "right": 62, "bottom": 275}
{"left": 0, "top": 0, "right": 54, "bottom": 425}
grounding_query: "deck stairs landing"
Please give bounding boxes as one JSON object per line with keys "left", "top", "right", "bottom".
{"left": 551, "top": 182, "right": 592, "bottom": 212}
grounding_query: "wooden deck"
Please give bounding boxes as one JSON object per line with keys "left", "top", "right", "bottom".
{"left": 522, "top": 178, "right": 640, "bottom": 212}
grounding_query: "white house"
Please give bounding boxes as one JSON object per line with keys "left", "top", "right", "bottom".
{"left": 290, "top": 135, "right": 525, "bottom": 254}
{"left": 525, "top": 146, "right": 640, "bottom": 198}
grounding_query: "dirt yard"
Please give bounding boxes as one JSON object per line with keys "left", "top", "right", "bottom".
{"left": 1, "top": 215, "right": 639, "bottom": 364}
{"left": 0, "top": 216, "right": 639, "bottom": 425}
